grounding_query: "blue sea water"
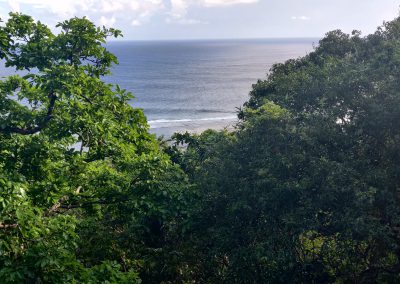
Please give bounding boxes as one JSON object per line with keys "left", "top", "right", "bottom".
{"left": 105, "top": 39, "right": 315, "bottom": 136}
{"left": 1, "top": 39, "right": 316, "bottom": 136}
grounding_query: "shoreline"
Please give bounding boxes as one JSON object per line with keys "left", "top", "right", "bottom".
{"left": 149, "top": 117, "right": 237, "bottom": 137}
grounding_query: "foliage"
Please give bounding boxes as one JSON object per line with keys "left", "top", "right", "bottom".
{"left": 168, "top": 17, "right": 400, "bottom": 283}
{"left": 3, "top": 10, "right": 400, "bottom": 284}
{"left": 0, "top": 13, "right": 188, "bottom": 283}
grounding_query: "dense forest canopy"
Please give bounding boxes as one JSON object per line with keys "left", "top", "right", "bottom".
{"left": 1, "top": 12, "right": 400, "bottom": 283}
{"left": 169, "top": 17, "right": 400, "bottom": 283}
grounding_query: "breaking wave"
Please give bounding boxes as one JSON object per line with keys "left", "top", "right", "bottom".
{"left": 148, "top": 115, "right": 237, "bottom": 128}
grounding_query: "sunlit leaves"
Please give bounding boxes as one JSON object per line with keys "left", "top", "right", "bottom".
{"left": 0, "top": 13, "right": 188, "bottom": 283}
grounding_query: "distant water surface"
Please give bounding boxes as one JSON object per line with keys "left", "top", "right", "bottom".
{"left": 0, "top": 39, "right": 317, "bottom": 136}
{"left": 105, "top": 39, "right": 316, "bottom": 136}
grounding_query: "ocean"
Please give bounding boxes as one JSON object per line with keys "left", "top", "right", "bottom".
{"left": 105, "top": 39, "right": 316, "bottom": 136}
{"left": 1, "top": 39, "right": 317, "bottom": 136}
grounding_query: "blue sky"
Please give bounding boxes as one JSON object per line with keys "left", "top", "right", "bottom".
{"left": 0, "top": 0, "right": 399, "bottom": 40}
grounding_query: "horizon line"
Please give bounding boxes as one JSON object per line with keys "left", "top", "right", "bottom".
{"left": 107, "top": 36, "right": 322, "bottom": 43}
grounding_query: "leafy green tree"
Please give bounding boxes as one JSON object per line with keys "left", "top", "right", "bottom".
{"left": 0, "top": 13, "right": 188, "bottom": 283}
{"left": 169, "top": 16, "right": 400, "bottom": 283}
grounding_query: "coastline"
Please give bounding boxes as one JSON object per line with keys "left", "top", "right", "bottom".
{"left": 149, "top": 116, "right": 237, "bottom": 137}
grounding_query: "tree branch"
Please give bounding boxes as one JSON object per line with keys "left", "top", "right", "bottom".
{"left": 0, "top": 223, "right": 18, "bottom": 229}
{"left": 4, "top": 92, "right": 57, "bottom": 135}
{"left": 44, "top": 195, "right": 70, "bottom": 217}
{"left": 44, "top": 186, "right": 81, "bottom": 216}
{"left": 79, "top": 94, "right": 92, "bottom": 105}
{"left": 60, "top": 196, "right": 129, "bottom": 210}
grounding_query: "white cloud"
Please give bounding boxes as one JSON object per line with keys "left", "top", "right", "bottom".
{"left": 201, "top": 0, "right": 258, "bottom": 7}
{"left": 0, "top": 0, "right": 258, "bottom": 27}
{"left": 130, "top": 1, "right": 140, "bottom": 11}
{"left": 7, "top": 0, "right": 20, "bottom": 12}
{"left": 100, "top": 0, "right": 164, "bottom": 15}
{"left": 178, "top": 18, "right": 206, "bottom": 24}
{"left": 168, "top": 0, "right": 256, "bottom": 24}
{"left": 131, "top": 19, "right": 141, "bottom": 26}
{"left": 170, "top": 0, "right": 188, "bottom": 19}
{"left": 99, "top": 15, "right": 115, "bottom": 27}
{"left": 4, "top": 0, "right": 93, "bottom": 17}
{"left": 0, "top": 0, "right": 164, "bottom": 26}
{"left": 291, "top": 16, "right": 311, "bottom": 21}
{"left": 100, "top": 0, "right": 124, "bottom": 13}
{"left": 169, "top": 0, "right": 258, "bottom": 19}
{"left": 127, "top": 1, "right": 165, "bottom": 26}
{"left": 166, "top": 17, "right": 207, "bottom": 25}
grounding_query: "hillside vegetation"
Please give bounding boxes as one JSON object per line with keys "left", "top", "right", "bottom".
{"left": 1, "top": 12, "right": 400, "bottom": 283}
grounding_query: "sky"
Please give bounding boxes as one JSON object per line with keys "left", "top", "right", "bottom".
{"left": 0, "top": 0, "right": 399, "bottom": 40}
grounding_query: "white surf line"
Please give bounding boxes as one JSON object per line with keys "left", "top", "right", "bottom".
{"left": 148, "top": 115, "right": 237, "bottom": 125}
{"left": 148, "top": 116, "right": 237, "bottom": 129}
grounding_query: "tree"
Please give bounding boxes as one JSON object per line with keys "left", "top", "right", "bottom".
{"left": 169, "top": 16, "right": 400, "bottom": 283}
{"left": 0, "top": 13, "right": 188, "bottom": 283}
